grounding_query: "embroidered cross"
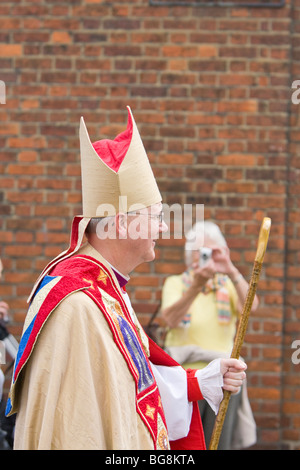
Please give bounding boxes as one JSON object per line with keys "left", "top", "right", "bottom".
{"left": 145, "top": 404, "right": 155, "bottom": 420}
{"left": 82, "top": 278, "right": 95, "bottom": 289}
{"left": 97, "top": 269, "right": 107, "bottom": 285}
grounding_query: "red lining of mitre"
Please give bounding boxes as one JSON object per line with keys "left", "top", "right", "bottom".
{"left": 92, "top": 107, "right": 133, "bottom": 172}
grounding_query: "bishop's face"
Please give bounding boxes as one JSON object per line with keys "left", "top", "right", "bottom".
{"left": 126, "top": 203, "right": 168, "bottom": 265}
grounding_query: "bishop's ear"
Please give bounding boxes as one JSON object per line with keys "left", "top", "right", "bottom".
{"left": 115, "top": 213, "right": 128, "bottom": 240}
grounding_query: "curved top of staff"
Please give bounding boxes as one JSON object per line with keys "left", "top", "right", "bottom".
{"left": 255, "top": 217, "right": 271, "bottom": 264}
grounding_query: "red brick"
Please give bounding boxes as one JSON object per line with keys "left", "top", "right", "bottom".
{"left": 6, "top": 164, "right": 44, "bottom": 175}
{"left": 0, "top": 44, "right": 22, "bottom": 56}
{"left": 216, "top": 153, "right": 257, "bottom": 166}
{"left": 0, "top": 123, "right": 19, "bottom": 135}
{"left": 51, "top": 31, "right": 72, "bottom": 43}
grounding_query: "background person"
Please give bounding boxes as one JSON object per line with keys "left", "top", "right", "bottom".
{"left": 0, "top": 259, "right": 9, "bottom": 323}
{"left": 0, "top": 258, "right": 7, "bottom": 401}
{"left": 161, "top": 221, "right": 258, "bottom": 449}
{"left": 0, "top": 258, "right": 13, "bottom": 449}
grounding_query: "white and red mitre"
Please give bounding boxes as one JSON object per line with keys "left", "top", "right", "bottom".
{"left": 28, "top": 106, "right": 161, "bottom": 302}
{"left": 81, "top": 106, "right": 161, "bottom": 217}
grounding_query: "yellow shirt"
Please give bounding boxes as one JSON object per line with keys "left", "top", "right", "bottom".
{"left": 162, "top": 274, "right": 238, "bottom": 370}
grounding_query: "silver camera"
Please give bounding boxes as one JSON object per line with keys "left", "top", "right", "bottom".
{"left": 199, "top": 247, "right": 212, "bottom": 267}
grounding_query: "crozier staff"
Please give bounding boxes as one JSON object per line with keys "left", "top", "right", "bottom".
{"left": 209, "top": 217, "right": 271, "bottom": 450}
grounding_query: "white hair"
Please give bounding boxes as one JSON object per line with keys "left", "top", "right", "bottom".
{"left": 86, "top": 216, "right": 116, "bottom": 239}
{"left": 184, "top": 221, "right": 227, "bottom": 266}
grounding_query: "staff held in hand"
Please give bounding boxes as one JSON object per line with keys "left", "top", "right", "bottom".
{"left": 209, "top": 217, "right": 271, "bottom": 451}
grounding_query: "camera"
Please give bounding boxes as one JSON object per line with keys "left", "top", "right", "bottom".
{"left": 199, "top": 247, "right": 212, "bottom": 267}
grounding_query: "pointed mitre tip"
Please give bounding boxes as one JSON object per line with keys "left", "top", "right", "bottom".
{"left": 80, "top": 116, "right": 86, "bottom": 129}
{"left": 126, "top": 105, "right": 135, "bottom": 123}
{"left": 125, "top": 105, "right": 136, "bottom": 134}
{"left": 79, "top": 116, "right": 90, "bottom": 142}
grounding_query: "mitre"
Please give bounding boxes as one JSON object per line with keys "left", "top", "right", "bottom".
{"left": 80, "top": 106, "right": 162, "bottom": 217}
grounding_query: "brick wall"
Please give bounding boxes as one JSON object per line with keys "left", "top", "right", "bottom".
{"left": 0, "top": 0, "right": 299, "bottom": 450}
